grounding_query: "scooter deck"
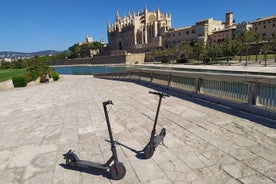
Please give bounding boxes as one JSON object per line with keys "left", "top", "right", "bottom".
{"left": 76, "top": 160, "right": 109, "bottom": 170}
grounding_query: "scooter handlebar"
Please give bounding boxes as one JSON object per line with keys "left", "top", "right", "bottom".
{"left": 149, "top": 91, "right": 170, "bottom": 97}
{"left": 103, "top": 100, "right": 113, "bottom": 106}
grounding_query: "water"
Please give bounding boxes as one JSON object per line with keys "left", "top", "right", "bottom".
{"left": 53, "top": 65, "right": 276, "bottom": 77}
{"left": 52, "top": 65, "right": 131, "bottom": 75}
{"left": 141, "top": 65, "right": 276, "bottom": 76}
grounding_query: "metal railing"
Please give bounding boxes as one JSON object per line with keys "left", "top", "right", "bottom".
{"left": 94, "top": 68, "right": 276, "bottom": 110}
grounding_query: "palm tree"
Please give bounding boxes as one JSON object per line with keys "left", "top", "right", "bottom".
{"left": 262, "top": 43, "right": 271, "bottom": 67}
{"left": 236, "top": 30, "right": 254, "bottom": 66}
{"left": 253, "top": 32, "right": 263, "bottom": 62}
{"left": 179, "top": 41, "right": 193, "bottom": 62}
{"left": 210, "top": 42, "right": 222, "bottom": 61}
{"left": 232, "top": 38, "right": 243, "bottom": 62}
{"left": 270, "top": 33, "right": 276, "bottom": 62}
{"left": 221, "top": 36, "right": 233, "bottom": 64}
{"left": 193, "top": 41, "right": 205, "bottom": 63}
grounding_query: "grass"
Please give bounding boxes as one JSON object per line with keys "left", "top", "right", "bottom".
{"left": 233, "top": 54, "right": 276, "bottom": 61}
{"left": 0, "top": 69, "right": 28, "bottom": 82}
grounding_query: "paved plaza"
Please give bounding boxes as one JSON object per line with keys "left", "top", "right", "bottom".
{"left": 0, "top": 74, "right": 275, "bottom": 184}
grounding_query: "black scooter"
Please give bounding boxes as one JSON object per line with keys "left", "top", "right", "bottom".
{"left": 63, "top": 100, "right": 126, "bottom": 180}
{"left": 143, "top": 91, "right": 170, "bottom": 159}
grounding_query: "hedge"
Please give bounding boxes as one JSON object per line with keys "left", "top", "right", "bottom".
{"left": 12, "top": 76, "right": 28, "bottom": 87}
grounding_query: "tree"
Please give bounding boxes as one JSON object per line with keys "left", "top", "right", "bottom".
{"left": 192, "top": 41, "right": 205, "bottom": 63}
{"left": 221, "top": 36, "right": 233, "bottom": 63}
{"left": 178, "top": 41, "right": 193, "bottom": 62}
{"left": 235, "top": 30, "right": 254, "bottom": 66}
{"left": 210, "top": 42, "right": 222, "bottom": 61}
{"left": 253, "top": 31, "right": 263, "bottom": 62}
{"left": 232, "top": 38, "right": 243, "bottom": 62}
{"left": 68, "top": 42, "right": 103, "bottom": 59}
{"left": 270, "top": 32, "right": 276, "bottom": 62}
{"left": 262, "top": 43, "right": 271, "bottom": 67}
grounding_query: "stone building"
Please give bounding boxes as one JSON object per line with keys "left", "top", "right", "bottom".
{"left": 208, "top": 12, "right": 236, "bottom": 44}
{"left": 107, "top": 7, "right": 171, "bottom": 52}
{"left": 235, "top": 21, "right": 252, "bottom": 35}
{"left": 78, "top": 35, "right": 93, "bottom": 46}
{"left": 162, "top": 13, "right": 226, "bottom": 48}
{"left": 252, "top": 15, "right": 276, "bottom": 41}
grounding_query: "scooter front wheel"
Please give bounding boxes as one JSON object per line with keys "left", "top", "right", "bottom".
{"left": 65, "top": 155, "right": 77, "bottom": 168}
{"left": 109, "top": 162, "right": 126, "bottom": 180}
{"left": 144, "top": 145, "right": 155, "bottom": 159}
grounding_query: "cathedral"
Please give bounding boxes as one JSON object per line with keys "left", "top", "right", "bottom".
{"left": 107, "top": 7, "right": 171, "bottom": 52}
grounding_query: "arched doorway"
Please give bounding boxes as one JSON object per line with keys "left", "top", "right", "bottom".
{"left": 119, "top": 41, "right": 122, "bottom": 50}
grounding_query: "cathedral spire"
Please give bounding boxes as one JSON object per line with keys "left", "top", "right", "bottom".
{"left": 107, "top": 20, "right": 111, "bottom": 30}
{"left": 128, "top": 11, "right": 131, "bottom": 17}
{"left": 116, "top": 10, "right": 120, "bottom": 22}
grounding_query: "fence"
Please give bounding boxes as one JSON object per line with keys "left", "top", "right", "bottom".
{"left": 94, "top": 68, "right": 276, "bottom": 111}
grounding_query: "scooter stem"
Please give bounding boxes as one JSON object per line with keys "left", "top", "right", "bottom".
{"left": 103, "top": 100, "right": 119, "bottom": 163}
{"left": 150, "top": 94, "right": 163, "bottom": 140}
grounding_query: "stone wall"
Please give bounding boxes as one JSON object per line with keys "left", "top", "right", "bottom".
{"left": 48, "top": 53, "right": 145, "bottom": 65}
{"left": 27, "top": 77, "right": 41, "bottom": 87}
{"left": 92, "top": 55, "right": 126, "bottom": 64}
{"left": 125, "top": 53, "right": 145, "bottom": 64}
{"left": 0, "top": 77, "right": 42, "bottom": 91}
{"left": 0, "top": 80, "right": 14, "bottom": 90}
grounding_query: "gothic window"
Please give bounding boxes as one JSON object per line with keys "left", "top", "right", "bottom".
{"left": 149, "top": 15, "right": 156, "bottom": 22}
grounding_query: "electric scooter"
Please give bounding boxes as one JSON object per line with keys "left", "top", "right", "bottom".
{"left": 143, "top": 91, "right": 170, "bottom": 159}
{"left": 63, "top": 100, "right": 126, "bottom": 180}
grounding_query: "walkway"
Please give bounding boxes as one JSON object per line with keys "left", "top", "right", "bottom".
{"left": 0, "top": 75, "right": 275, "bottom": 184}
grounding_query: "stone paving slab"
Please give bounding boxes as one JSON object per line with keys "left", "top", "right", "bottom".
{"left": 0, "top": 75, "right": 275, "bottom": 184}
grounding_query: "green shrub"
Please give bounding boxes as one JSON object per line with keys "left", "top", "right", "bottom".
{"left": 23, "top": 73, "right": 33, "bottom": 82}
{"left": 162, "top": 56, "right": 170, "bottom": 63}
{"left": 12, "top": 76, "right": 28, "bottom": 87}
{"left": 30, "top": 71, "right": 39, "bottom": 81}
{"left": 40, "top": 74, "right": 46, "bottom": 83}
{"left": 51, "top": 71, "right": 60, "bottom": 81}
{"left": 177, "top": 58, "right": 189, "bottom": 63}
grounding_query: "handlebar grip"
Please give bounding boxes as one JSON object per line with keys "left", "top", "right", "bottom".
{"left": 163, "top": 93, "right": 170, "bottom": 97}
{"left": 149, "top": 91, "right": 170, "bottom": 97}
{"left": 103, "top": 100, "right": 113, "bottom": 106}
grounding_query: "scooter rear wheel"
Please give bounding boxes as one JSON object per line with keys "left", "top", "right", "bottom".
{"left": 65, "top": 155, "right": 77, "bottom": 168}
{"left": 144, "top": 145, "right": 155, "bottom": 159}
{"left": 109, "top": 162, "right": 126, "bottom": 180}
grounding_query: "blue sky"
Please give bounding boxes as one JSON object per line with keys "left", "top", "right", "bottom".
{"left": 0, "top": 0, "right": 276, "bottom": 52}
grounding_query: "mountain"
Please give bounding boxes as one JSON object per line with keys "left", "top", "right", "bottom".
{"left": 0, "top": 50, "right": 62, "bottom": 59}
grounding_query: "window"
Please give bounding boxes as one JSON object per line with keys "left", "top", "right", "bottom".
{"left": 264, "top": 25, "right": 266, "bottom": 29}
{"left": 191, "top": 30, "right": 195, "bottom": 34}
{"left": 255, "top": 27, "right": 257, "bottom": 30}
{"left": 179, "top": 32, "right": 181, "bottom": 36}
{"left": 186, "top": 31, "right": 189, "bottom": 35}
{"left": 273, "top": 24, "right": 275, "bottom": 27}
{"left": 173, "top": 33, "right": 175, "bottom": 37}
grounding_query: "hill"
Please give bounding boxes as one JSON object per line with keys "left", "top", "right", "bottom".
{"left": 0, "top": 50, "right": 61, "bottom": 59}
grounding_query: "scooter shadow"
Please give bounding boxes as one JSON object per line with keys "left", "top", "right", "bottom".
{"left": 59, "top": 163, "right": 112, "bottom": 179}
{"left": 106, "top": 139, "right": 146, "bottom": 160}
